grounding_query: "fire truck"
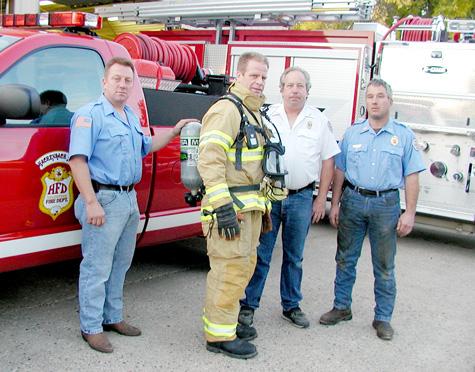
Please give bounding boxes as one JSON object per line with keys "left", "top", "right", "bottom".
{"left": 95, "top": 1, "right": 474, "bottom": 233}
{"left": 0, "top": 3, "right": 473, "bottom": 271}
{"left": 0, "top": 11, "right": 222, "bottom": 272}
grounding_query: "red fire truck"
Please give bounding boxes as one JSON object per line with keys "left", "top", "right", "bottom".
{"left": 105, "top": 3, "right": 472, "bottom": 234}
{"left": 0, "top": 12, "right": 223, "bottom": 272}
{"left": 1, "top": 6, "right": 474, "bottom": 272}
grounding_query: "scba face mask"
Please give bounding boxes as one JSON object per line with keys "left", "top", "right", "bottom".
{"left": 262, "top": 141, "right": 288, "bottom": 201}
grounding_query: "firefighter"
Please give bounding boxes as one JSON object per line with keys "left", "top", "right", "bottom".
{"left": 198, "top": 52, "right": 270, "bottom": 359}
{"left": 319, "top": 78, "right": 426, "bottom": 341}
{"left": 69, "top": 57, "right": 195, "bottom": 353}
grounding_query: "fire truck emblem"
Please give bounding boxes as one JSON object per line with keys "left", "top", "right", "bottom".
{"left": 39, "top": 166, "right": 74, "bottom": 220}
{"left": 390, "top": 135, "right": 399, "bottom": 146}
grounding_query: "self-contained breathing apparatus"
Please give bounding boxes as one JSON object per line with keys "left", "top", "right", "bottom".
{"left": 180, "top": 121, "right": 204, "bottom": 206}
{"left": 180, "top": 93, "right": 288, "bottom": 207}
{"left": 220, "top": 93, "right": 288, "bottom": 203}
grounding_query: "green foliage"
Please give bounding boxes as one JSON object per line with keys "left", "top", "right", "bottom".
{"left": 373, "top": 0, "right": 475, "bottom": 26}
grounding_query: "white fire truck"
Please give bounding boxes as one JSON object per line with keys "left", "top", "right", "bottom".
{"left": 96, "top": 1, "right": 475, "bottom": 233}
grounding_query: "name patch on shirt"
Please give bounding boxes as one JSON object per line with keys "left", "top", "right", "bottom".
{"left": 352, "top": 144, "right": 362, "bottom": 149}
{"left": 75, "top": 116, "right": 92, "bottom": 128}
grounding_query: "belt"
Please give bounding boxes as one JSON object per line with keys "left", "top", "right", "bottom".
{"left": 228, "top": 184, "right": 261, "bottom": 209}
{"left": 344, "top": 180, "right": 397, "bottom": 197}
{"left": 228, "top": 184, "right": 261, "bottom": 193}
{"left": 288, "top": 182, "right": 315, "bottom": 195}
{"left": 92, "top": 180, "right": 134, "bottom": 193}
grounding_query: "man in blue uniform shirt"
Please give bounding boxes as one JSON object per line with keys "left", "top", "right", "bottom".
{"left": 319, "top": 78, "right": 425, "bottom": 341}
{"left": 69, "top": 57, "right": 194, "bottom": 353}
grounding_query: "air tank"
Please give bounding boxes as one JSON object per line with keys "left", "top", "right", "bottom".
{"left": 180, "top": 121, "right": 203, "bottom": 203}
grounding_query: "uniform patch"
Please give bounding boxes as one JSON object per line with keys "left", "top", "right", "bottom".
{"left": 390, "top": 135, "right": 399, "bottom": 146}
{"left": 307, "top": 121, "right": 312, "bottom": 129}
{"left": 352, "top": 144, "right": 362, "bottom": 149}
{"left": 75, "top": 116, "right": 92, "bottom": 128}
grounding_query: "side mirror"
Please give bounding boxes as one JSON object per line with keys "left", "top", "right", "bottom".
{"left": 0, "top": 84, "right": 40, "bottom": 125}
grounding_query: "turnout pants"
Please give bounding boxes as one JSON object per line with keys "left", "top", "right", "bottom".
{"left": 202, "top": 210, "right": 262, "bottom": 342}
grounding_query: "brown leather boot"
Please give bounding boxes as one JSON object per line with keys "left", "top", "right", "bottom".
{"left": 319, "top": 307, "right": 352, "bottom": 325}
{"left": 103, "top": 321, "right": 142, "bottom": 336}
{"left": 372, "top": 320, "right": 394, "bottom": 341}
{"left": 81, "top": 332, "right": 113, "bottom": 353}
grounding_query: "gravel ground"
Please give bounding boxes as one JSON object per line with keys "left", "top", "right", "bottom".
{"left": 0, "top": 222, "right": 474, "bottom": 372}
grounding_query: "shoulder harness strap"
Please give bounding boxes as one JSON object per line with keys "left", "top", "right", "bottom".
{"left": 216, "top": 93, "right": 265, "bottom": 171}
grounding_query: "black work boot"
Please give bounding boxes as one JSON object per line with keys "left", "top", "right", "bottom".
{"left": 206, "top": 338, "right": 257, "bottom": 359}
{"left": 282, "top": 307, "right": 310, "bottom": 328}
{"left": 238, "top": 306, "right": 255, "bottom": 326}
{"left": 319, "top": 307, "right": 352, "bottom": 325}
{"left": 236, "top": 323, "right": 257, "bottom": 341}
{"left": 372, "top": 320, "right": 394, "bottom": 341}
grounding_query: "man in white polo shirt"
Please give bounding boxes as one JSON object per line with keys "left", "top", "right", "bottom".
{"left": 239, "top": 66, "right": 340, "bottom": 329}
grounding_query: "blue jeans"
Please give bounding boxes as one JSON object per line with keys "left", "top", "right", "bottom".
{"left": 333, "top": 187, "right": 400, "bottom": 322}
{"left": 241, "top": 187, "right": 313, "bottom": 311}
{"left": 75, "top": 189, "right": 139, "bottom": 334}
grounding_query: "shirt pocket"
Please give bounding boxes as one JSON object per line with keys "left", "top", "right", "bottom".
{"left": 296, "top": 129, "right": 321, "bottom": 157}
{"left": 108, "top": 126, "right": 130, "bottom": 156}
{"left": 131, "top": 123, "right": 145, "bottom": 157}
{"left": 380, "top": 146, "right": 404, "bottom": 181}
{"left": 347, "top": 143, "right": 368, "bottom": 168}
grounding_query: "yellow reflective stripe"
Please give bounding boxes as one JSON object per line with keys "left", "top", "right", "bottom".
{"left": 226, "top": 147, "right": 264, "bottom": 162}
{"left": 206, "top": 183, "right": 231, "bottom": 204}
{"left": 202, "top": 315, "right": 237, "bottom": 338}
{"left": 206, "top": 183, "right": 228, "bottom": 194}
{"left": 236, "top": 194, "right": 268, "bottom": 212}
{"left": 200, "top": 130, "right": 233, "bottom": 151}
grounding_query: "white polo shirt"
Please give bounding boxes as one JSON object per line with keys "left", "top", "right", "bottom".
{"left": 266, "top": 103, "right": 340, "bottom": 190}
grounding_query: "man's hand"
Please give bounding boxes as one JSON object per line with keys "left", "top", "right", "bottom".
{"left": 261, "top": 209, "right": 272, "bottom": 234}
{"left": 214, "top": 202, "right": 240, "bottom": 240}
{"left": 86, "top": 200, "right": 105, "bottom": 226}
{"left": 171, "top": 118, "right": 199, "bottom": 137}
{"left": 396, "top": 211, "right": 415, "bottom": 237}
{"left": 312, "top": 195, "right": 326, "bottom": 223}
{"left": 329, "top": 205, "right": 340, "bottom": 228}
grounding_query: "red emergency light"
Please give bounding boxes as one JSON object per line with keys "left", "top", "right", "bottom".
{"left": 1, "top": 12, "right": 102, "bottom": 30}
{"left": 2, "top": 14, "right": 14, "bottom": 27}
{"left": 25, "top": 14, "right": 39, "bottom": 27}
{"left": 14, "top": 15, "right": 26, "bottom": 27}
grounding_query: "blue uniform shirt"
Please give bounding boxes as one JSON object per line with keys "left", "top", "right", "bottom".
{"left": 68, "top": 95, "right": 153, "bottom": 186}
{"left": 335, "top": 119, "right": 425, "bottom": 190}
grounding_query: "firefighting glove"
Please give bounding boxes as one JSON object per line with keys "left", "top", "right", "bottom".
{"left": 215, "top": 202, "right": 240, "bottom": 240}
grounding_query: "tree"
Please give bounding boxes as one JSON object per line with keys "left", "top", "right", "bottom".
{"left": 373, "top": 0, "right": 475, "bottom": 26}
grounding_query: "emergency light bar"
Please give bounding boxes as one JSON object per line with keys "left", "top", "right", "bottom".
{"left": 1, "top": 12, "right": 102, "bottom": 29}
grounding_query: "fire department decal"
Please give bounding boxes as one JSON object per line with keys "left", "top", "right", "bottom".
{"left": 39, "top": 166, "right": 74, "bottom": 220}
{"left": 35, "top": 150, "right": 68, "bottom": 170}
{"left": 36, "top": 151, "right": 74, "bottom": 220}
